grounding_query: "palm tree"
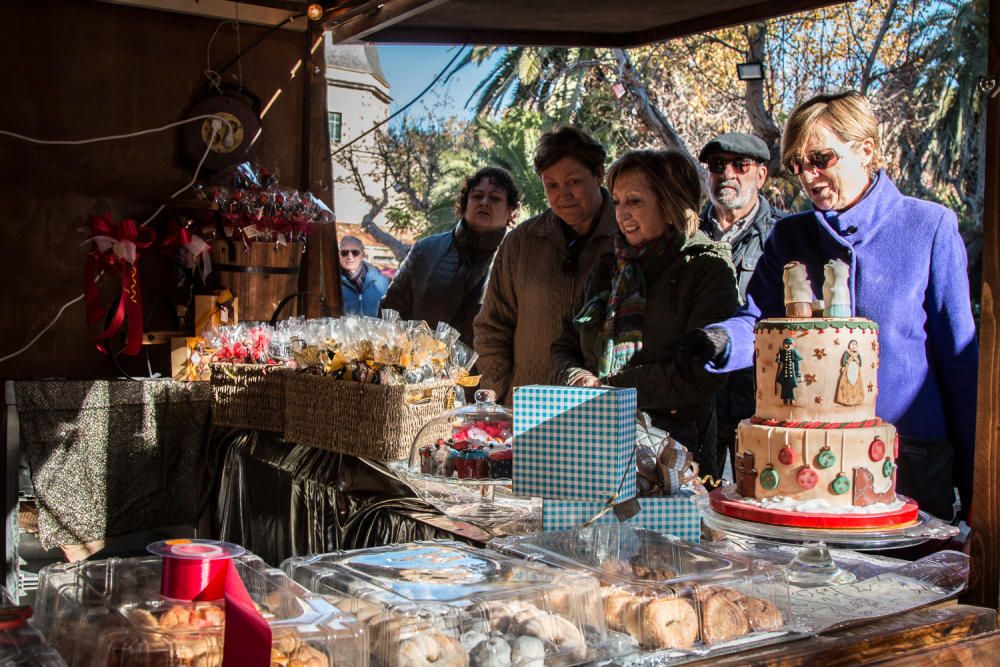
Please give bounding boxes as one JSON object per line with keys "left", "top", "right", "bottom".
{"left": 419, "top": 110, "right": 548, "bottom": 238}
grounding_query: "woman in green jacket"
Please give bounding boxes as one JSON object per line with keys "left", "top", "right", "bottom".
{"left": 549, "top": 149, "right": 740, "bottom": 474}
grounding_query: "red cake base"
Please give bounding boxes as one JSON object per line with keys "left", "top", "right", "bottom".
{"left": 709, "top": 487, "right": 920, "bottom": 529}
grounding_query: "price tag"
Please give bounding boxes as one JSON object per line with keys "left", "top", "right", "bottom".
{"left": 613, "top": 498, "right": 641, "bottom": 522}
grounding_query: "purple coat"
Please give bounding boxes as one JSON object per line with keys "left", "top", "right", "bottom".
{"left": 710, "top": 172, "right": 978, "bottom": 498}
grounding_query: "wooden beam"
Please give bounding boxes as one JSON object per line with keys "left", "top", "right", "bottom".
{"left": 328, "top": 0, "right": 454, "bottom": 44}
{"left": 299, "top": 23, "right": 344, "bottom": 317}
{"left": 631, "top": 0, "right": 853, "bottom": 47}
{"left": 332, "top": 0, "right": 850, "bottom": 47}
{"left": 969, "top": 0, "right": 1000, "bottom": 612}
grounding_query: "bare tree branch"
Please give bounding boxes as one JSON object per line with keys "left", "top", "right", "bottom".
{"left": 861, "top": 0, "right": 899, "bottom": 94}
{"left": 612, "top": 47, "right": 701, "bottom": 174}
{"left": 743, "top": 23, "right": 783, "bottom": 173}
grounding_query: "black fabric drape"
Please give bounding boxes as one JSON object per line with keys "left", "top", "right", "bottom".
{"left": 212, "top": 429, "right": 464, "bottom": 565}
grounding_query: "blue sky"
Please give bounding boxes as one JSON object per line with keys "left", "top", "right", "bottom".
{"left": 378, "top": 45, "right": 499, "bottom": 125}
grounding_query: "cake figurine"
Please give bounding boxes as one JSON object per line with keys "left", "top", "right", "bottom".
{"left": 774, "top": 338, "right": 803, "bottom": 405}
{"left": 835, "top": 339, "right": 865, "bottom": 406}
{"left": 782, "top": 261, "right": 815, "bottom": 318}
{"left": 711, "top": 258, "right": 916, "bottom": 528}
{"left": 822, "top": 259, "right": 851, "bottom": 318}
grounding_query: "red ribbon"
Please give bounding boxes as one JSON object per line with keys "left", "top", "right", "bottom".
{"left": 162, "top": 221, "right": 212, "bottom": 277}
{"left": 83, "top": 214, "right": 156, "bottom": 355}
{"left": 158, "top": 542, "right": 271, "bottom": 667}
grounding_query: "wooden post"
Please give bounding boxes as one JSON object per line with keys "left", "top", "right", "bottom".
{"left": 968, "top": 0, "right": 1000, "bottom": 611}
{"left": 299, "top": 24, "right": 343, "bottom": 317}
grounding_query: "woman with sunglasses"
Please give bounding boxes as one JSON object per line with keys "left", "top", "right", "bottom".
{"left": 680, "top": 91, "right": 979, "bottom": 519}
{"left": 475, "top": 126, "right": 618, "bottom": 405}
{"left": 380, "top": 166, "right": 520, "bottom": 348}
{"left": 549, "top": 150, "right": 740, "bottom": 472}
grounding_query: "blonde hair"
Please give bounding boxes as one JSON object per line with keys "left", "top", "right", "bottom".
{"left": 606, "top": 149, "right": 701, "bottom": 238}
{"left": 781, "top": 91, "right": 884, "bottom": 175}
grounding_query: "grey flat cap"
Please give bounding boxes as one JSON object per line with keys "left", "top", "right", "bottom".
{"left": 698, "top": 132, "right": 770, "bottom": 163}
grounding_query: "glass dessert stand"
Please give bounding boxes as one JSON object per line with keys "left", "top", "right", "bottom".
{"left": 392, "top": 389, "right": 532, "bottom": 532}
{"left": 697, "top": 488, "right": 958, "bottom": 587}
{"left": 395, "top": 468, "right": 533, "bottom": 528}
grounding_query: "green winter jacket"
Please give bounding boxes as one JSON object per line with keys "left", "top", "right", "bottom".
{"left": 549, "top": 231, "right": 740, "bottom": 463}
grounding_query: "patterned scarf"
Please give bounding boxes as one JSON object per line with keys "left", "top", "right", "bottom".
{"left": 575, "top": 233, "right": 673, "bottom": 379}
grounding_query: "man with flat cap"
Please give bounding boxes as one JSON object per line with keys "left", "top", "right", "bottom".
{"left": 698, "top": 132, "right": 786, "bottom": 479}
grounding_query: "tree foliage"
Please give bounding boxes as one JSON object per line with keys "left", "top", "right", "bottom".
{"left": 339, "top": 0, "right": 987, "bottom": 263}
{"left": 447, "top": 0, "right": 987, "bottom": 230}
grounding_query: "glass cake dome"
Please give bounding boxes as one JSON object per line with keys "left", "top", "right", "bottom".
{"left": 395, "top": 390, "right": 530, "bottom": 526}
{"left": 406, "top": 389, "right": 513, "bottom": 481}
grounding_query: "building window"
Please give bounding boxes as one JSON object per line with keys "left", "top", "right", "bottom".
{"left": 328, "top": 112, "right": 342, "bottom": 143}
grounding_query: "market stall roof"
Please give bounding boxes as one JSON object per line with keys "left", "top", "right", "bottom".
{"left": 237, "top": 0, "right": 853, "bottom": 46}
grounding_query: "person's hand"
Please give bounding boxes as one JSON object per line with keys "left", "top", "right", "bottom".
{"left": 667, "top": 328, "right": 730, "bottom": 365}
{"left": 569, "top": 372, "right": 602, "bottom": 387}
{"left": 664, "top": 328, "right": 730, "bottom": 382}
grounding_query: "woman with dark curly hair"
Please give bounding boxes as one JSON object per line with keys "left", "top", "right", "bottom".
{"left": 380, "top": 166, "right": 520, "bottom": 347}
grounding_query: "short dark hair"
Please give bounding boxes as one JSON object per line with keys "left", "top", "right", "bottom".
{"left": 533, "top": 126, "right": 607, "bottom": 176}
{"left": 455, "top": 167, "right": 521, "bottom": 218}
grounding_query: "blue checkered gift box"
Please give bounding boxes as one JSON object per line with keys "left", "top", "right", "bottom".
{"left": 542, "top": 493, "right": 701, "bottom": 543}
{"left": 513, "top": 385, "right": 636, "bottom": 502}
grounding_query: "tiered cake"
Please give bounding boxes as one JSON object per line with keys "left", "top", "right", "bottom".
{"left": 714, "top": 260, "right": 917, "bottom": 528}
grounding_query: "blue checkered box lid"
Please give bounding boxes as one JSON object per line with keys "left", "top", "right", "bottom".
{"left": 513, "top": 385, "right": 637, "bottom": 436}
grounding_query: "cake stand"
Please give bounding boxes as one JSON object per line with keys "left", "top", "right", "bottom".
{"left": 698, "top": 488, "right": 959, "bottom": 587}
{"left": 394, "top": 468, "right": 532, "bottom": 526}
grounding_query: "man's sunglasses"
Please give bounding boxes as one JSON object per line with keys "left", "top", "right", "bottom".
{"left": 785, "top": 149, "right": 842, "bottom": 175}
{"left": 340, "top": 249, "right": 362, "bottom": 258}
{"left": 706, "top": 157, "right": 760, "bottom": 175}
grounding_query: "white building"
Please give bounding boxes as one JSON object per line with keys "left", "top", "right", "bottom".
{"left": 325, "top": 38, "right": 392, "bottom": 230}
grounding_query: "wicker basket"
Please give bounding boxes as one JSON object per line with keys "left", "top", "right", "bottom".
{"left": 210, "top": 363, "right": 292, "bottom": 432}
{"left": 283, "top": 373, "right": 453, "bottom": 462}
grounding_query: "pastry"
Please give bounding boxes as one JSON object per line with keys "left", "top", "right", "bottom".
{"left": 639, "top": 597, "right": 698, "bottom": 650}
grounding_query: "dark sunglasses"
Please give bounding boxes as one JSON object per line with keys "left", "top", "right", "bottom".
{"left": 706, "top": 157, "right": 759, "bottom": 175}
{"left": 340, "top": 249, "right": 362, "bottom": 257}
{"left": 561, "top": 238, "right": 581, "bottom": 274}
{"left": 785, "top": 149, "right": 842, "bottom": 175}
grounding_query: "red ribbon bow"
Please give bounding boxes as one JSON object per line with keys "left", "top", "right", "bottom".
{"left": 162, "top": 221, "right": 212, "bottom": 278}
{"left": 83, "top": 213, "right": 156, "bottom": 355}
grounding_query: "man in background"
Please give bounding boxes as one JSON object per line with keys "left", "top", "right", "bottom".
{"left": 698, "top": 133, "right": 785, "bottom": 478}
{"left": 339, "top": 235, "right": 389, "bottom": 316}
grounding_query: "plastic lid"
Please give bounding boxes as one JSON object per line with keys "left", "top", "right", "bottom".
{"left": 33, "top": 551, "right": 367, "bottom": 667}
{"left": 283, "top": 540, "right": 606, "bottom": 666}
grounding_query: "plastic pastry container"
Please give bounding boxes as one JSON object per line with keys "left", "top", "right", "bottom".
{"left": 283, "top": 540, "right": 608, "bottom": 667}
{"left": 490, "top": 525, "right": 791, "bottom": 655}
{"left": 489, "top": 524, "right": 753, "bottom": 585}
{"left": 0, "top": 591, "right": 66, "bottom": 666}
{"left": 33, "top": 550, "right": 367, "bottom": 666}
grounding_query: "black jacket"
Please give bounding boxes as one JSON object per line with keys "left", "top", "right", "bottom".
{"left": 699, "top": 196, "right": 784, "bottom": 301}
{"left": 550, "top": 231, "right": 740, "bottom": 467}
{"left": 380, "top": 220, "right": 507, "bottom": 346}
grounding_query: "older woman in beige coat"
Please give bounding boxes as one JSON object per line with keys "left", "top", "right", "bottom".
{"left": 474, "top": 126, "right": 617, "bottom": 404}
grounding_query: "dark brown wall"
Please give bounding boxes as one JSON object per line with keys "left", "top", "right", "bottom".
{"left": 0, "top": 0, "right": 316, "bottom": 378}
